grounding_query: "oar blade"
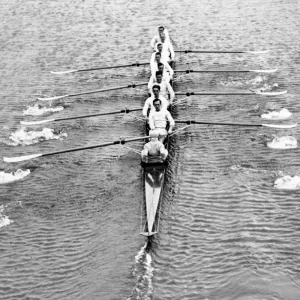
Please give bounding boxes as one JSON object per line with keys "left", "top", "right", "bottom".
{"left": 4, "top": 154, "right": 43, "bottom": 163}
{"left": 37, "top": 95, "right": 68, "bottom": 101}
{"left": 244, "top": 50, "right": 269, "bottom": 54}
{"left": 249, "top": 68, "right": 278, "bottom": 73}
{"left": 255, "top": 90, "right": 287, "bottom": 96}
{"left": 20, "top": 119, "right": 55, "bottom": 125}
{"left": 262, "top": 123, "right": 297, "bottom": 129}
{"left": 50, "top": 70, "right": 78, "bottom": 75}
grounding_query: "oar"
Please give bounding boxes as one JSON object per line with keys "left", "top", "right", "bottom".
{"left": 50, "top": 62, "right": 149, "bottom": 75}
{"left": 20, "top": 107, "right": 142, "bottom": 126}
{"left": 3, "top": 136, "right": 149, "bottom": 163}
{"left": 175, "top": 68, "right": 278, "bottom": 73}
{"left": 174, "top": 50, "right": 269, "bottom": 54}
{"left": 37, "top": 82, "right": 148, "bottom": 101}
{"left": 175, "top": 90, "right": 287, "bottom": 96}
{"left": 175, "top": 120, "right": 297, "bottom": 128}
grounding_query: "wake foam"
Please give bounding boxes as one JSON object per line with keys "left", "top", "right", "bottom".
{"left": 274, "top": 175, "right": 300, "bottom": 190}
{"left": 0, "top": 205, "right": 13, "bottom": 228}
{"left": 8, "top": 127, "right": 67, "bottom": 146}
{"left": 128, "top": 243, "right": 154, "bottom": 300}
{"left": 0, "top": 169, "right": 31, "bottom": 184}
{"left": 23, "top": 104, "right": 64, "bottom": 116}
{"left": 261, "top": 108, "right": 292, "bottom": 120}
{"left": 267, "top": 136, "right": 298, "bottom": 149}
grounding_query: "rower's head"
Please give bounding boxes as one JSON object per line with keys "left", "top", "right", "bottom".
{"left": 153, "top": 98, "right": 161, "bottom": 111}
{"left": 155, "top": 52, "right": 161, "bottom": 61}
{"left": 149, "top": 130, "right": 159, "bottom": 141}
{"left": 158, "top": 62, "right": 164, "bottom": 73}
{"left": 155, "top": 71, "right": 163, "bottom": 83}
{"left": 156, "top": 43, "right": 163, "bottom": 52}
{"left": 152, "top": 84, "right": 160, "bottom": 97}
{"left": 160, "top": 32, "right": 166, "bottom": 42}
{"left": 158, "top": 26, "right": 165, "bottom": 35}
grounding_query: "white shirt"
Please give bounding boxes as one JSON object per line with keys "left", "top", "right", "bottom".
{"left": 154, "top": 40, "right": 175, "bottom": 61}
{"left": 149, "top": 81, "right": 175, "bottom": 102}
{"left": 150, "top": 28, "right": 170, "bottom": 49}
{"left": 150, "top": 59, "right": 174, "bottom": 78}
{"left": 149, "top": 109, "right": 175, "bottom": 130}
{"left": 148, "top": 73, "right": 170, "bottom": 90}
{"left": 142, "top": 95, "right": 169, "bottom": 117}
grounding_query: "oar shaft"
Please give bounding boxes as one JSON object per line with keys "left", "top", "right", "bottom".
{"left": 54, "top": 108, "right": 142, "bottom": 122}
{"left": 176, "top": 120, "right": 261, "bottom": 126}
{"left": 77, "top": 62, "right": 149, "bottom": 72}
{"left": 175, "top": 50, "right": 246, "bottom": 53}
{"left": 40, "top": 136, "right": 149, "bottom": 157}
{"left": 175, "top": 69, "right": 250, "bottom": 73}
{"left": 68, "top": 82, "right": 148, "bottom": 97}
{"left": 174, "top": 50, "right": 267, "bottom": 54}
{"left": 175, "top": 92, "right": 255, "bottom": 96}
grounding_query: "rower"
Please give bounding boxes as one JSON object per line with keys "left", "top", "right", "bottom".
{"left": 148, "top": 71, "right": 175, "bottom": 104}
{"left": 141, "top": 130, "right": 168, "bottom": 163}
{"left": 158, "top": 32, "right": 175, "bottom": 63}
{"left": 148, "top": 98, "right": 175, "bottom": 142}
{"left": 142, "top": 84, "right": 169, "bottom": 119}
{"left": 150, "top": 52, "right": 174, "bottom": 79}
{"left": 148, "top": 64, "right": 171, "bottom": 90}
{"left": 150, "top": 26, "right": 170, "bottom": 50}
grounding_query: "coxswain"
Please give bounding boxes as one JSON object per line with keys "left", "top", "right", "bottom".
{"left": 148, "top": 71, "right": 175, "bottom": 104}
{"left": 150, "top": 52, "right": 174, "bottom": 79}
{"left": 142, "top": 84, "right": 169, "bottom": 119}
{"left": 149, "top": 98, "right": 175, "bottom": 142}
{"left": 141, "top": 130, "right": 168, "bottom": 163}
{"left": 150, "top": 26, "right": 170, "bottom": 50}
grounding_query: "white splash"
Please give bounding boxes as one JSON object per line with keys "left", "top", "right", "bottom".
{"left": 0, "top": 169, "right": 31, "bottom": 184}
{"left": 267, "top": 136, "right": 298, "bottom": 149}
{"left": 274, "top": 175, "right": 300, "bottom": 190}
{"left": 23, "top": 104, "right": 64, "bottom": 116}
{"left": 0, "top": 205, "right": 13, "bottom": 228}
{"left": 128, "top": 242, "right": 154, "bottom": 300}
{"left": 261, "top": 108, "right": 292, "bottom": 120}
{"left": 8, "top": 127, "right": 68, "bottom": 146}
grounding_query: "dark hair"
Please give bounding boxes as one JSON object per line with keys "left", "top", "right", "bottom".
{"left": 155, "top": 52, "right": 161, "bottom": 57}
{"left": 158, "top": 26, "right": 164, "bottom": 30}
{"left": 155, "top": 71, "right": 163, "bottom": 78}
{"left": 157, "top": 43, "right": 163, "bottom": 47}
{"left": 157, "top": 62, "right": 164, "bottom": 68}
{"left": 153, "top": 98, "right": 161, "bottom": 105}
{"left": 152, "top": 84, "right": 160, "bottom": 91}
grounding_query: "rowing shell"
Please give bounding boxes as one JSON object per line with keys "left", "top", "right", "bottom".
{"left": 140, "top": 62, "right": 175, "bottom": 236}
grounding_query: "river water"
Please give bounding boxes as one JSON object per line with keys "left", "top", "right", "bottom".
{"left": 0, "top": 0, "right": 300, "bottom": 299}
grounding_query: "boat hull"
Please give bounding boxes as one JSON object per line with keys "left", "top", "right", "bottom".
{"left": 140, "top": 161, "right": 167, "bottom": 236}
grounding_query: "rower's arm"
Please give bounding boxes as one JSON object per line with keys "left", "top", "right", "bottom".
{"left": 142, "top": 99, "right": 150, "bottom": 117}
{"left": 167, "top": 82, "right": 175, "bottom": 103}
{"left": 148, "top": 75, "right": 155, "bottom": 91}
{"left": 168, "top": 40, "right": 175, "bottom": 60}
{"left": 165, "top": 62, "right": 174, "bottom": 78}
{"left": 150, "top": 61, "right": 157, "bottom": 77}
{"left": 150, "top": 35, "right": 158, "bottom": 49}
{"left": 166, "top": 111, "right": 175, "bottom": 133}
{"left": 149, "top": 114, "right": 155, "bottom": 130}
